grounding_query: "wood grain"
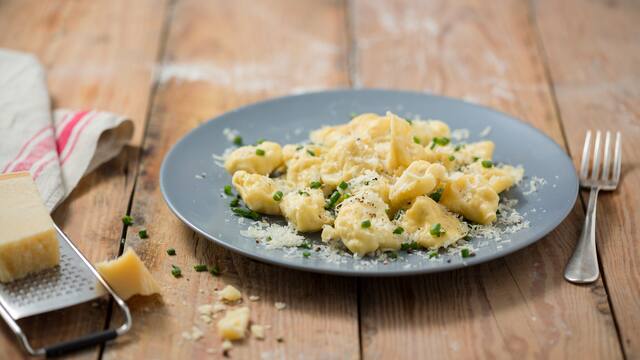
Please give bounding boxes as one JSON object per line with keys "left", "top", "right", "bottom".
{"left": 103, "top": 0, "right": 358, "bottom": 359}
{"left": 0, "top": 1, "right": 168, "bottom": 358}
{"left": 534, "top": 0, "right": 640, "bottom": 357}
{"left": 352, "top": 0, "right": 622, "bottom": 358}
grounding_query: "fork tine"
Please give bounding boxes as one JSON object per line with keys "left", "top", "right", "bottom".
{"left": 590, "top": 131, "right": 602, "bottom": 180}
{"left": 601, "top": 131, "right": 612, "bottom": 180}
{"left": 580, "top": 130, "right": 592, "bottom": 179}
{"left": 613, "top": 131, "right": 622, "bottom": 183}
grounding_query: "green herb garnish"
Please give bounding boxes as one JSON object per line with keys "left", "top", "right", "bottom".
{"left": 232, "top": 207, "right": 261, "bottom": 221}
{"left": 256, "top": 138, "right": 265, "bottom": 145}
{"left": 430, "top": 223, "right": 444, "bottom": 237}
{"left": 387, "top": 252, "right": 398, "bottom": 259}
{"left": 393, "top": 209, "right": 405, "bottom": 221}
{"left": 405, "top": 118, "right": 413, "bottom": 125}
{"left": 302, "top": 251, "right": 311, "bottom": 258}
{"left": 255, "top": 148, "right": 265, "bottom": 156}
{"left": 273, "top": 191, "right": 284, "bottom": 201}
{"left": 122, "top": 215, "right": 134, "bottom": 226}
{"left": 193, "top": 264, "right": 208, "bottom": 272}
{"left": 325, "top": 190, "right": 341, "bottom": 209}
{"left": 429, "top": 188, "right": 444, "bottom": 202}
{"left": 233, "top": 135, "right": 243, "bottom": 146}
{"left": 209, "top": 265, "right": 221, "bottom": 276}
{"left": 296, "top": 145, "right": 303, "bottom": 151}
{"left": 338, "top": 181, "right": 348, "bottom": 190}
{"left": 401, "top": 241, "right": 420, "bottom": 251}
{"left": 461, "top": 248, "right": 474, "bottom": 258}
{"left": 472, "top": 156, "right": 480, "bottom": 162}
{"left": 428, "top": 251, "right": 438, "bottom": 259}
{"left": 361, "top": 220, "right": 371, "bottom": 228}
{"left": 454, "top": 144, "right": 464, "bottom": 152}
{"left": 298, "top": 241, "right": 312, "bottom": 249}
{"left": 448, "top": 155, "right": 455, "bottom": 161}
{"left": 224, "top": 185, "right": 233, "bottom": 196}
{"left": 413, "top": 136, "right": 421, "bottom": 144}
{"left": 350, "top": 112, "right": 358, "bottom": 118}
{"left": 167, "top": 248, "right": 176, "bottom": 256}
{"left": 481, "top": 160, "right": 494, "bottom": 168}
{"left": 310, "top": 181, "right": 322, "bottom": 189}
{"left": 138, "top": 229, "right": 149, "bottom": 239}
{"left": 298, "top": 190, "right": 310, "bottom": 196}
{"left": 171, "top": 265, "right": 182, "bottom": 278}
{"left": 432, "top": 137, "right": 450, "bottom": 146}
{"left": 230, "top": 197, "right": 240, "bottom": 207}
{"left": 393, "top": 226, "right": 404, "bottom": 235}
{"left": 307, "top": 150, "right": 316, "bottom": 157}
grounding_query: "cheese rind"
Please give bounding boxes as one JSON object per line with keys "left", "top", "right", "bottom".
{"left": 0, "top": 172, "right": 60, "bottom": 282}
{"left": 96, "top": 247, "right": 161, "bottom": 300}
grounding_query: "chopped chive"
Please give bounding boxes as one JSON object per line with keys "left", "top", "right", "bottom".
{"left": 393, "top": 209, "right": 405, "bottom": 221}
{"left": 448, "top": 155, "right": 456, "bottom": 161}
{"left": 350, "top": 112, "right": 358, "bottom": 118}
{"left": 306, "top": 149, "right": 316, "bottom": 157}
{"left": 481, "top": 160, "right": 494, "bottom": 168}
{"left": 233, "top": 135, "right": 243, "bottom": 146}
{"left": 428, "top": 251, "right": 438, "bottom": 259}
{"left": 472, "top": 156, "right": 480, "bottom": 162}
{"left": 430, "top": 223, "right": 444, "bottom": 237}
{"left": 167, "top": 248, "right": 176, "bottom": 256}
{"left": 401, "top": 241, "right": 419, "bottom": 251}
{"left": 298, "top": 190, "right": 310, "bottom": 196}
{"left": 224, "top": 185, "right": 233, "bottom": 196}
{"left": 255, "top": 148, "right": 265, "bottom": 156}
{"left": 298, "top": 241, "right": 312, "bottom": 249}
{"left": 171, "top": 265, "right": 182, "bottom": 278}
{"left": 325, "top": 190, "right": 341, "bottom": 209}
{"left": 387, "top": 252, "right": 398, "bottom": 259}
{"left": 310, "top": 181, "right": 322, "bottom": 189}
{"left": 273, "top": 191, "right": 283, "bottom": 201}
{"left": 432, "top": 137, "right": 450, "bottom": 146}
{"left": 405, "top": 118, "right": 413, "bottom": 125}
{"left": 454, "top": 144, "right": 464, "bottom": 151}
{"left": 256, "top": 138, "right": 265, "bottom": 145}
{"left": 232, "top": 207, "right": 261, "bottom": 221}
{"left": 230, "top": 197, "right": 240, "bottom": 207}
{"left": 138, "top": 229, "right": 149, "bottom": 239}
{"left": 430, "top": 142, "right": 436, "bottom": 150}
{"left": 296, "top": 145, "right": 303, "bottom": 151}
{"left": 302, "top": 251, "right": 311, "bottom": 258}
{"left": 428, "top": 188, "right": 444, "bottom": 203}
{"left": 122, "top": 215, "right": 134, "bottom": 226}
{"left": 461, "top": 248, "right": 474, "bottom": 258}
{"left": 338, "top": 181, "right": 348, "bottom": 190}
{"left": 209, "top": 265, "right": 221, "bottom": 276}
{"left": 413, "top": 136, "right": 421, "bottom": 144}
{"left": 193, "top": 264, "right": 208, "bottom": 272}
{"left": 361, "top": 220, "right": 372, "bottom": 228}
{"left": 393, "top": 226, "right": 404, "bottom": 235}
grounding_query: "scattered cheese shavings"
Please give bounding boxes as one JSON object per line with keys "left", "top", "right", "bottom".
{"left": 451, "top": 128, "right": 470, "bottom": 141}
{"left": 274, "top": 302, "right": 286, "bottom": 310}
{"left": 249, "top": 295, "right": 260, "bottom": 301}
{"left": 479, "top": 126, "right": 492, "bottom": 137}
{"left": 181, "top": 326, "right": 204, "bottom": 341}
{"left": 523, "top": 176, "right": 547, "bottom": 195}
{"left": 250, "top": 324, "right": 266, "bottom": 340}
{"left": 468, "top": 198, "right": 529, "bottom": 241}
{"left": 213, "top": 303, "right": 227, "bottom": 313}
{"left": 223, "top": 128, "right": 240, "bottom": 142}
{"left": 219, "top": 285, "right": 242, "bottom": 302}
{"left": 222, "top": 340, "right": 233, "bottom": 352}
{"left": 241, "top": 222, "right": 305, "bottom": 249}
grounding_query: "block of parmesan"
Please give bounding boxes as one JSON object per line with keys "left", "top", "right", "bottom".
{"left": 96, "top": 247, "right": 161, "bottom": 300}
{"left": 0, "top": 172, "right": 60, "bottom": 283}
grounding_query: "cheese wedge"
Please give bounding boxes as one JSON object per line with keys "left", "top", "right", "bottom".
{"left": 0, "top": 172, "right": 60, "bottom": 283}
{"left": 96, "top": 247, "right": 161, "bottom": 300}
{"left": 217, "top": 307, "right": 250, "bottom": 340}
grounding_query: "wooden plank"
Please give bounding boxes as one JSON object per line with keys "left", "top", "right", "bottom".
{"left": 352, "top": 0, "right": 622, "bottom": 358}
{"left": 0, "top": 1, "right": 168, "bottom": 358}
{"left": 534, "top": 0, "right": 640, "bottom": 357}
{"left": 103, "top": 0, "right": 358, "bottom": 358}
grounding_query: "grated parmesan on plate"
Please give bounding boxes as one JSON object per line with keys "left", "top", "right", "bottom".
{"left": 241, "top": 222, "right": 305, "bottom": 249}
{"left": 523, "top": 176, "right": 547, "bottom": 195}
{"left": 451, "top": 128, "right": 470, "bottom": 141}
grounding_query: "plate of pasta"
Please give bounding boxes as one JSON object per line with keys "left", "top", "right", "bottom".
{"left": 160, "top": 89, "right": 578, "bottom": 276}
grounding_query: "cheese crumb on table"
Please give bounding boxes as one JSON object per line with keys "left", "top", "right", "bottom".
{"left": 250, "top": 324, "right": 266, "bottom": 340}
{"left": 249, "top": 295, "right": 260, "bottom": 301}
{"left": 96, "top": 247, "right": 161, "bottom": 300}
{"left": 181, "top": 326, "right": 204, "bottom": 341}
{"left": 217, "top": 307, "right": 250, "bottom": 340}
{"left": 274, "top": 302, "right": 286, "bottom": 310}
{"left": 222, "top": 340, "right": 233, "bottom": 352}
{"left": 219, "top": 285, "right": 242, "bottom": 302}
{"left": 0, "top": 172, "right": 60, "bottom": 282}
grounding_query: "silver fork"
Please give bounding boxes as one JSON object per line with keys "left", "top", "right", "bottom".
{"left": 564, "top": 130, "right": 622, "bottom": 284}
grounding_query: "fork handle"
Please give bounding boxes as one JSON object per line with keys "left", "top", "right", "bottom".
{"left": 564, "top": 188, "right": 600, "bottom": 283}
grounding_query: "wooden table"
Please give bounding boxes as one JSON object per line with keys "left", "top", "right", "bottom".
{"left": 1, "top": 0, "right": 638, "bottom": 358}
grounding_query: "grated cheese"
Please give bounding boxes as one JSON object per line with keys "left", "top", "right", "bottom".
{"left": 479, "top": 126, "right": 492, "bottom": 137}
{"left": 451, "top": 128, "right": 470, "bottom": 141}
{"left": 523, "top": 176, "right": 547, "bottom": 195}
{"left": 241, "top": 221, "right": 305, "bottom": 249}
{"left": 222, "top": 128, "right": 240, "bottom": 142}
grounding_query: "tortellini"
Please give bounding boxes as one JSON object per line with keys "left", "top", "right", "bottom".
{"left": 225, "top": 141, "right": 283, "bottom": 175}
{"left": 400, "top": 196, "right": 468, "bottom": 249}
{"left": 280, "top": 189, "right": 332, "bottom": 232}
{"left": 232, "top": 171, "right": 282, "bottom": 215}
{"left": 224, "top": 112, "right": 524, "bottom": 256}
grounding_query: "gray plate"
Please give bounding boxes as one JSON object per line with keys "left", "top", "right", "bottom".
{"left": 160, "top": 89, "right": 578, "bottom": 276}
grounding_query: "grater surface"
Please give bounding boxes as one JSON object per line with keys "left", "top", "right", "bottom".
{"left": 0, "top": 229, "right": 105, "bottom": 320}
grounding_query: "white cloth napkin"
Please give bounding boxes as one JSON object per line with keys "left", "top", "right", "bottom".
{"left": 0, "top": 49, "right": 133, "bottom": 211}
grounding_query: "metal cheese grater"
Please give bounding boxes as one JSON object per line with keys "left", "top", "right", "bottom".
{"left": 0, "top": 225, "right": 131, "bottom": 357}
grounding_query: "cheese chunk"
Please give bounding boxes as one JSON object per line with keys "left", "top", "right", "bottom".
{"left": 0, "top": 172, "right": 59, "bottom": 283}
{"left": 96, "top": 247, "right": 161, "bottom": 300}
{"left": 217, "top": 307, "right": 250, "bottom": 340}
{"left": 219, "top": 284, "right": 242, "bottom": 302}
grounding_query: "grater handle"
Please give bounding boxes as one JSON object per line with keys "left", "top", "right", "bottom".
{"left": 44, "top": 329, "right": 117, "bottom": 358}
